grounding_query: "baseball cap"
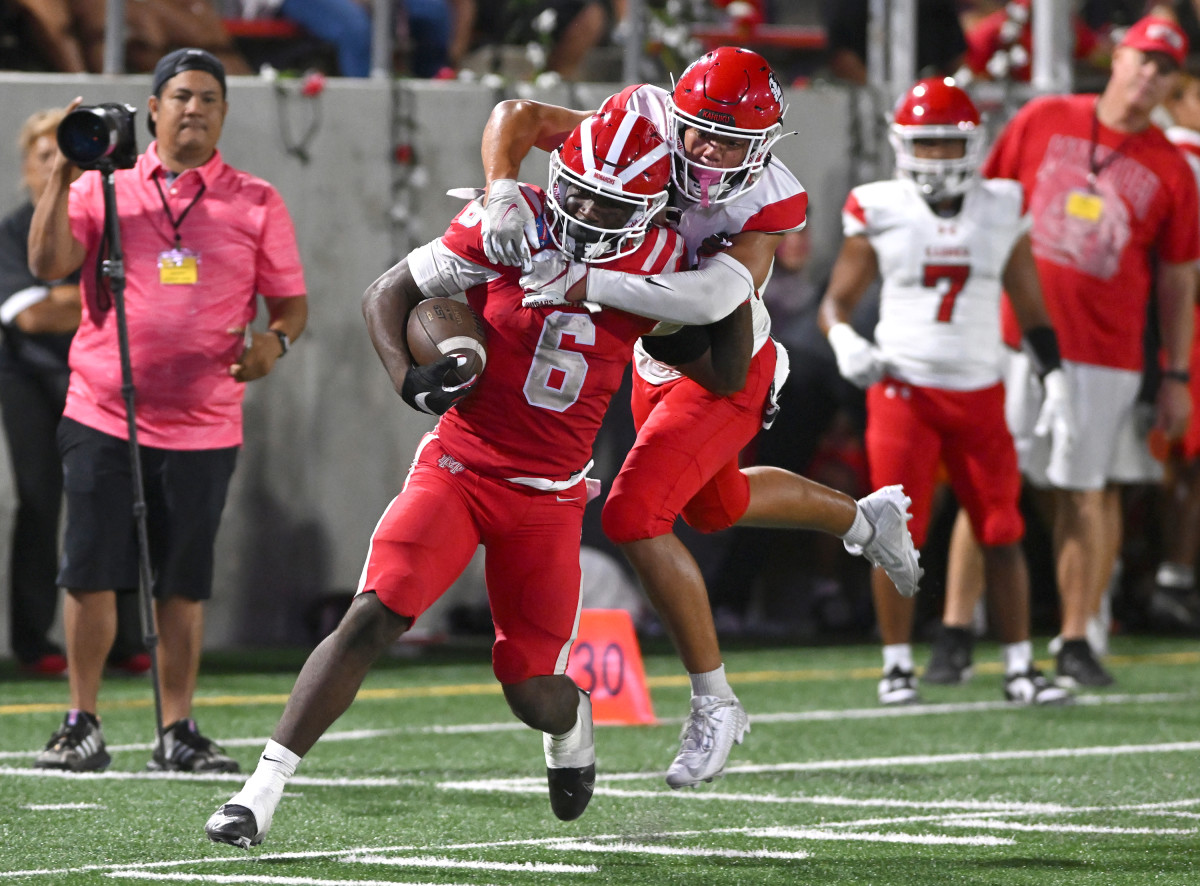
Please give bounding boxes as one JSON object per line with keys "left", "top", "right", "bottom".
{"left": 1119, "top": 16, "right": 1189, "bottom": 70}
{"left": 149, "top": 48, "right": 226, "bottom": 136}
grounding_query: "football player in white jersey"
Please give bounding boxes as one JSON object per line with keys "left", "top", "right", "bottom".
{"left": 817, "top": 77, "right": 1073, "bottom": 706}
{"left": 479, "top": 48, "right": 922, "bottom": 788}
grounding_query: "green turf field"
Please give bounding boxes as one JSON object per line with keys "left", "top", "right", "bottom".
{"left": 2, "top": 635, "right": 1198, "bottom": 885}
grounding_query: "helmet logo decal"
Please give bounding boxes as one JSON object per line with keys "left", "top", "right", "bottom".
{"left": 767, "top": 72, "right": 783, "bottom": 107}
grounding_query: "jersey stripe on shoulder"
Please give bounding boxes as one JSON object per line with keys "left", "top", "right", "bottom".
{"left": 744, "top": 190, "right": 808, "bottom": 234}
{"left": 635, "top": 226, "right": 686, "bottom": 273}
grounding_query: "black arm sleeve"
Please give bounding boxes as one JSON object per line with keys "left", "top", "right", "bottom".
{"left": 640, "top": 324, "right": 711, "bottom": 366}
{"left": 1023, "top": 325, "right": 1061, "bottom": 378}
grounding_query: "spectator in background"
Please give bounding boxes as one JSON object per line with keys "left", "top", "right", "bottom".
{"left": 819, "top": 77, "right": 1072, "bottom": 707}
{"left": 0, "top": 109, "right": 150, "bottom": 679}
{"left": 1146, "top": 61, "right": 1200, "bottom": 634}
{"left": 28, "top": 48, "right": 307, "bottom": 773}
{"left": 945, "top": 16, "right": 1199, "bottom": 688}
{"left": 466, "top": 0, "right": 614, "bottom": 80}
{"left": 9, "top": 0, "right": 252, "bottom": 74}
{"left": 238, "top": 0, "right": 372, "bottom": 76}
{"left": 962, "top": 0, "right": 1112, "bottom": 83}
{"left": 820, "top": 0, "right": 966, "bottom": 85}
{"left": 0, "top": 109, "right": 78, "bottom": 677}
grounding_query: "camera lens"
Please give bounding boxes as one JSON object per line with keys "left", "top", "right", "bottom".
{"left": 57, "top": 108, "right": 119, "bottom": 165}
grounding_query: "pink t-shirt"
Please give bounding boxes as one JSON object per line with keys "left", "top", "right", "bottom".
{"left": 985, "top": 93, "right": 1200, "bottom": 370}
{"left": 66, "top": 145, "right": 306, "bottom": 448}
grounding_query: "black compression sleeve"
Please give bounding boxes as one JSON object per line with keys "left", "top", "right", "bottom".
{"left": 640, "top": 325, "right": 711, "bottom": 365}
{"left": 1023, "top": 325, "right": 1062, "bottom": 378}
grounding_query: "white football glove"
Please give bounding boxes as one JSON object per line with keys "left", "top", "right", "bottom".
{"left": 828, "top": 323, "right": 885, "bottom": 388}
{"left": 520, "top": 251, "right": 590, "bottom": 309}
{"left": 1033, "top": 367, "right": 1077, "bottom": 444}
{"left": 481, "top": 179, "right": 538, "bottom": 271}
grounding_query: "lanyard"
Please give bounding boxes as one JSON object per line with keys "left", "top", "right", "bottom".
{"left": 153, "top": 172, "right": 207, "bottom": 248}
{"left": 1088, "top": 102, "right": 1136, "bottom": 189}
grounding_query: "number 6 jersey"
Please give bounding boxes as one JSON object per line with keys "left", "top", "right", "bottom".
{"left": 843, "top": 176, "right": 1027, "bottom": 391}
{"left": 406, "top": 184, "right": 687, "bottom": 482}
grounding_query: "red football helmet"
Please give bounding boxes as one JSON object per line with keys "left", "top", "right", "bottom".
{"left": 665, "top": 46, "right": 786, "bottom": 205}
{"left": 546, "top": 109, "right": 671, "bottom": 263}
{"left": 889, "top": 77, "right": 984, "bottom": 201}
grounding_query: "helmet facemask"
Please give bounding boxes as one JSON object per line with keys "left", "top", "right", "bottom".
{"left": 889, "top": 124, "right": 983, "bottom": 202}
{"left": 546, "top": 114, "right": 670, "bottom": 263}
{"left": 666, "top": 98, "right": 784, "bottom": 207}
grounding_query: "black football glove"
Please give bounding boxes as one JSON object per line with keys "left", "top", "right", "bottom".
{"left": 401, "top": 355, "right": 477, "bottom": 415}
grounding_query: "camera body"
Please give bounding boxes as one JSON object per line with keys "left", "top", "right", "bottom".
{"left": 57, "top": 103, "right": 139, "bottom": 171}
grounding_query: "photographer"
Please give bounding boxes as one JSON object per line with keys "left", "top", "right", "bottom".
{"left": 28, "top": 48, "right": 307, "bottom": 773}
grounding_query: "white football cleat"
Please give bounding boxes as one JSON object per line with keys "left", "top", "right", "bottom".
{"left": 847, "top": 485, "right": 923, "bottom": 597}
{"left": 665, "top": 695, "right": 750, "bottom": 789}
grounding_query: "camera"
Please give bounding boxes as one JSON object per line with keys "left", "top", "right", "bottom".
{"left": 57, "top": 103, "right": 138, "bottom": 171}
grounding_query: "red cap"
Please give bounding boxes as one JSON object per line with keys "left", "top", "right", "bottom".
{"left": 1119, "top": 16, "right": 1188, "bottom": 69}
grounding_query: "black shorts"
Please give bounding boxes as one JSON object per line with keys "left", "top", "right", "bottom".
{"left": 57, "top": 418, "right": 238, "bottom": 600}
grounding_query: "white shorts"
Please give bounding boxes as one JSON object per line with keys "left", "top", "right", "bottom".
{"left": 1005, "top": 352, "right": 1162, "bottom": 491}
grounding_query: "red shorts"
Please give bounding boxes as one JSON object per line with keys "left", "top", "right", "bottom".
{"left": 358, "top": 434, "right": 586, "bottom": 683}
{"left": 865, "top": 379, "right": 1023, "bottom": 549}
{"left": 602, "top": 343, "right": 777, "bottom": 542}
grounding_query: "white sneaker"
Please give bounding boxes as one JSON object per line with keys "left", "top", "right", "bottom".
{"left": 665, "top": 695, "right": 750, "bottom": 789}
{"left": 878, "top": 666, "right": 920, "bottom": 705}
{"left": 205, "top": 789, "right": 275, "bottom": 849}
{"left": 543, "top": 689, "right": 595, "bottom": 821}
{"left": 846, "top": 485, "right": 923, "bottom": 597}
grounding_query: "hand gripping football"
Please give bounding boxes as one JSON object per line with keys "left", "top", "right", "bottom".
{"left": 405, "top": 297, "right": 487, "bottom": 385}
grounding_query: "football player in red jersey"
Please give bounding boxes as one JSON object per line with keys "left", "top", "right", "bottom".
{"left": 818, "top": 77, "right": 1072, "bottom": 707}
{"left": 478, "top": 47, "right": 922, "bottom": 789}
{"left": 206, "top": 109, "right": 708, "bottom": 847}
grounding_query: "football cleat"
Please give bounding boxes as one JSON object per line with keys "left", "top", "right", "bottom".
{"left": 665, "top": 695, "right": 750, "bottom": 789}
{"left": 543, "top": 689, "right": 595, "bottom": 821}
{"left": 1004, "top": 668, "right": 1073, "bottom": 705}
{"left": 878, "top": 666, "right": 920, "bottom": 705}
{"left": 847, "top": 485, "right": 923, "bottom": 597}
{"left": 205, "top": 802, "right": 267, "bottom": 849}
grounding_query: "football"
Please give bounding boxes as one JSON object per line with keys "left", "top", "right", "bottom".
{"left": 405, "top": 297, "right": 487, "bottom": 385}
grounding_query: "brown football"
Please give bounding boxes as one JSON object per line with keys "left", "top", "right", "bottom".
{"left": 405, "top": 296, "right": 487, "bottom": 385}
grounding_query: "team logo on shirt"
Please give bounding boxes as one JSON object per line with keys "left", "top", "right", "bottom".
{"left": 438, "top": 454, "right": 465, "bottom": 474}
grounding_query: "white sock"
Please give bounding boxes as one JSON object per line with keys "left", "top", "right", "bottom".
{"left": 882, "top": 644, "right": 913, "bottom": 673}
{"left": 689, "top": 664, "right": 735, "bottom": 700}
{"left": 1003, "top": 641, "right": 1033, "bottom": 676}
{"left": 842, "top": 503, "right": 874, "bottom": 547}
{"left": 227, "top": 740, "right": 301, "bottom": 830}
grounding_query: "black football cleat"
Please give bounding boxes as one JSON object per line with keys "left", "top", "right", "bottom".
{"left": 543, "top": 689, "right": 595, "bottom": 821}
{"left": 205, "top": 804, "right": 264, "bottom": 849}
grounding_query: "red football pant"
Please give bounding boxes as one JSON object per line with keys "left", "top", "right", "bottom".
{"left": 359, "top": 434, "right": 586, "bottom": 683}
{"left": 603, "top": 343, "right": 777, "bottom": 542}
{"left": 865, "top": 379, "right": 1023, "bottom": 549}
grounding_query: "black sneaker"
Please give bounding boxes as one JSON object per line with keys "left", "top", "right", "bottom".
{"left": 1055, "top": 639, "right": 1115, "bottom": 688}
{"left": 924, "top": 626, "right": 975, "bottom": 685}
{"left": 147, "top": 719, "right": 240, "bottom": 773}
{"left": 34, "top": 710, "right": 111, "bottom": 772}
{"left": 1004, "top": 667, "right": 1074, "bottom": 705}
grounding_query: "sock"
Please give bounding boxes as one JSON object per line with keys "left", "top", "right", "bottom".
{"left": 230, "top": 740, "right": 301, "bottom": 821}
{"left": 842, "top": 503, "right": 874, "bottom": 548}
{"left": 882, "top": 644, "right": 913, "bottom": 673}
{"left": 1002, "top": 640, "right": 1033, "bottom": 676}
{"left": 1156, "top": 562, "right": 1195, "bottom": 589}
{"left": 689, "top": 664, "right": 735, "bottom": 700}
{"left": 69, "top": 709, "right": 100, "bottom": 728}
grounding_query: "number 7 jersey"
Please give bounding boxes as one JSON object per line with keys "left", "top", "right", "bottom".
{"left": 844, "top": 176, "right": 1027, "bottom": 391}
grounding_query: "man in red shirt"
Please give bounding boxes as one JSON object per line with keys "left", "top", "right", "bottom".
{"left": 28, "top": 48, "right": 308, "bottom": 774}
{"left": 945, "top": 16, "right": 1199, "bottom": 688}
